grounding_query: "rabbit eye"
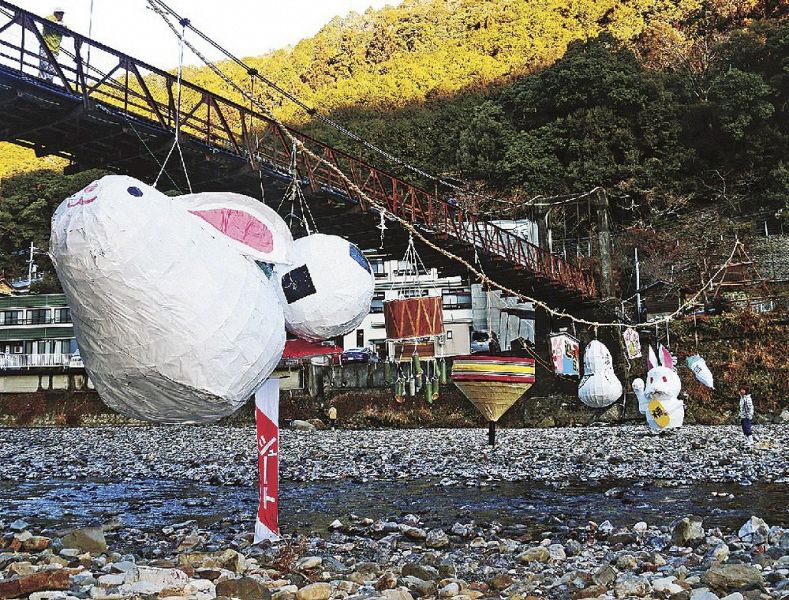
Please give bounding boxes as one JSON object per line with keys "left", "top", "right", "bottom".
{"left": 127, "top": 186, "right": 143, "bottom": 197}
{"left": 662, "top": 375, "right": 667, "bottom": 382}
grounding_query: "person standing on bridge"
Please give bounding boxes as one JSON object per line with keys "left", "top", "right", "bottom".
{"left": 38, "top": 8, "right": 67, "bottom": 83}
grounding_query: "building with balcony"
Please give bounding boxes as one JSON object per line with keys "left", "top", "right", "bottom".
{"left": 0, "top": 293, "right": 78, "bottom": 370}
{"left": 341, "top": 253, "right": 474, "bottom": 358}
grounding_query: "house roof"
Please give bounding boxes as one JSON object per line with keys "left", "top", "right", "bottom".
{"left": 0, "top": 278, "right": 16, "bottom": 296}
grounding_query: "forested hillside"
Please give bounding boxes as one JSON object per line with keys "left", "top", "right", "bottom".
{"left": 1, "top": 0, "right": 786, "bottom": 282}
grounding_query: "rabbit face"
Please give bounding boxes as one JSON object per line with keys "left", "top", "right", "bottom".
{"left": 50, "top": 176, "right": 292, "bottom": 424}
{"left": 50, "top": 175, "right": 378, "bottom": 424}
{"left": 643, "top": 344, "right": 681, "bottom": 402}
{"left": 644, "top": 365, "right": 681, "bottom": 400}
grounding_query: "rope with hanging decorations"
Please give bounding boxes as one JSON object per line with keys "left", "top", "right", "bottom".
{"left": 146, "top": 1, "right": 745, "bottom": 331}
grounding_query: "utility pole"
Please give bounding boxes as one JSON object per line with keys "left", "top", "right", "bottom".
{"left": 535, "top": 206, "right": 550, "bottom": 253}
{"left": 634, "top": 247, "right": 641, "bottom": 323}
{"left": 26, "top": 241, "right": 38, "bottom": 289}
{"left": 594, "top": 190, "right": 613, "bottom": 299}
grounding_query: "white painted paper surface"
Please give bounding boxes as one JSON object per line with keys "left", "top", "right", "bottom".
{"left": 686, "top": 354, "right": 714, "bottom": 389}
{"left": 274, "top": 234, "right": 374, "bottom": 342}
{"left": 643, "top": 345, "right": 683, "bottom": 430}
{"left": 578, "top": 339, "right": 623, "bottom": 407}
{"left": 50, "top": 175, "right": 288, "bottom": 423}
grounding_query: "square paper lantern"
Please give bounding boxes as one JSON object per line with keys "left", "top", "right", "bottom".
{"left": 622, "top": 327, "right": 642, "bottom": 359}
{"left": 549, "top": 331, "right": 580, "bottom": 376}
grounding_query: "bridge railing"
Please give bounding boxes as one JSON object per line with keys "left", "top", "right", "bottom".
{"left": 0, "top": 1, "right": 597, "bottom": 298}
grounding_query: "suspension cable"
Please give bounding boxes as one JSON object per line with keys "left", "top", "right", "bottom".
{"left": 144, "top": 0, "right": 604, "bottom": 213}
{"left": 145, "top": 1, "right": 745, "bottom": 331}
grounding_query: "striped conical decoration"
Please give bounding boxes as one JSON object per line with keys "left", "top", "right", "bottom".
{"left": 451, "top": 355, "right": 535, "bottom": 422}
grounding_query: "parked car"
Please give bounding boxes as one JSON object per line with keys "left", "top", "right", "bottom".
{"left": 341, "top": 347, "right": 378, "bottom": 363}
{"left": 470, "top": 331, "right": 490, "bottom": 354}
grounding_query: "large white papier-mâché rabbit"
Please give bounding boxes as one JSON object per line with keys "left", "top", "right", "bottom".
{"left": 641, "top": 344, "right": 684, "bottom": 431}
{"left": 50, "top": 175, "right": 295, "bottom": 424}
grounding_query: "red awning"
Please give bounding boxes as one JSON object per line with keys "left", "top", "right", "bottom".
{"left": 282, "top": 339, "right": 342, "bottom": 360}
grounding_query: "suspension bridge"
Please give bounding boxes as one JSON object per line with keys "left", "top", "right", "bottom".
{"left": 0, "top": 1, "right": 600, "bottom": 309}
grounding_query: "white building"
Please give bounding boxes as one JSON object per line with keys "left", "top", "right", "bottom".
{"left": 341, "top": 253, "right": 473, "bottom": 358}
{"left": 0, "top": 293, "right": 78, "bottom": 370}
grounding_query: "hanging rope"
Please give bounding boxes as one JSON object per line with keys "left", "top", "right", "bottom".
{"left": 398, "top": 234, "right": 429, "bottom": 298}
{"left": 277, "top": 143, "right": 318, "bottom": 235}
{"left": 145, "top": 2, "right": 746, "bottom": 331}
{"left": 153, "top": 18, "right": 192, "bottom": 192}
{"left": 123, "top": 114, "right": 182, "bottom": 193}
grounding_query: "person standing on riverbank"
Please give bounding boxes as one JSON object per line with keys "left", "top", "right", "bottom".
{"left": 328, "top": 404, "right": 338, "bottom": 430}
{"left": 739, "top": 384, "right": 755, "bottom": 446}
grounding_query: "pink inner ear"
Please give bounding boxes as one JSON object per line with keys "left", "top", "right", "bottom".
{"left": 659, "top": 345, "right": 674, "bottom": 368}
{"left": 189, "top": 208, "right": 273, "bottom": 253}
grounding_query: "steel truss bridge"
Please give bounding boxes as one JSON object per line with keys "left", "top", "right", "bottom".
{"left": 0, "top": 1, "right": 598, "bottom": 308}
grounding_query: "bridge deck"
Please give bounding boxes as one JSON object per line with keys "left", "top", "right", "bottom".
{"left": 0, "top": 1, "right": 597, "bottom": 309}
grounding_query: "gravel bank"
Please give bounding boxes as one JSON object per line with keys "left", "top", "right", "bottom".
{"left": 0, "top": 425, "right": 786, "bottom": 486}
{"left": 0, "top": 425, "right": 787, "bottom": 599}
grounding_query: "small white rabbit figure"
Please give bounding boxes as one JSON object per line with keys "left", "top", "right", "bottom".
{"left": 50, "top": 176, "right": 294, "bottom": 424}
{"left": 642, "top": 344, "right": 684, "bottom": 431}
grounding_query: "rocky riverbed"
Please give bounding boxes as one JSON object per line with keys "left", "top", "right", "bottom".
{"left": 0, "top": 425, "right": 786, "bottom": 599}
{"left": 0, "top": 425, "right": 786, "bottom": 486}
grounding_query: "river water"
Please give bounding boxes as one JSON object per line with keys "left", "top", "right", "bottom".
{"left": 2, "top": 478, "right": 787, "bottom": 548}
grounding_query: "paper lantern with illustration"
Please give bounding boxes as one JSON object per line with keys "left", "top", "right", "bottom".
{"left": 643, "top": 345, "right": 683, "bottom": 431}
{"left": 622, "top": 327, "right": 642, "bottom": 359}
{"left": 50, "top": 175, "right": 290, "bottom": 424}
{"left": 549, "top": 331, "right": 580, "bottom": 376}
{"left": 578, "top": 340, "right": 623, "bottom": 407}
{"left": 274, "top": 234, "right": 374, "bottom": 342}
{"left": 686, "top": 354, "right": 714, "bottom": 389}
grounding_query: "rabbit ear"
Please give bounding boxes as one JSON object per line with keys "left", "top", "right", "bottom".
{"left": 659, "top": 344, "right": 674, "bottom": 369}
{"left": 647, "top": 345, "right": 658, "bottom": 370}
{"left": 175, "top": 192, "right": 294, "bottom": 265}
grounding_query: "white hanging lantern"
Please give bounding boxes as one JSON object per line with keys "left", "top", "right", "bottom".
{"left": 686, "top": 354, "right": 714, "bottom": 389}
{"left": 578, "top": 340, "right": 622, "bottom": 407}
{"left": 274, "top": 234, "right": 374, "bottom": 342}
{"left": 50, "top": 176, "right": 290, "bottom": 424}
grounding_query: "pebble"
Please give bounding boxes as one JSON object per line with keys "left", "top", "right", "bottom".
{"left": 0, "top": 427, "right": 785, "bottom": 600}
{"left": 0, "top": 425, "right": 785, "bottom": 486}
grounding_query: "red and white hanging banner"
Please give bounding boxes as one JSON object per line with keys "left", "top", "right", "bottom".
{"left": 254, "top": 378, "right": 280, "bottom": 543}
